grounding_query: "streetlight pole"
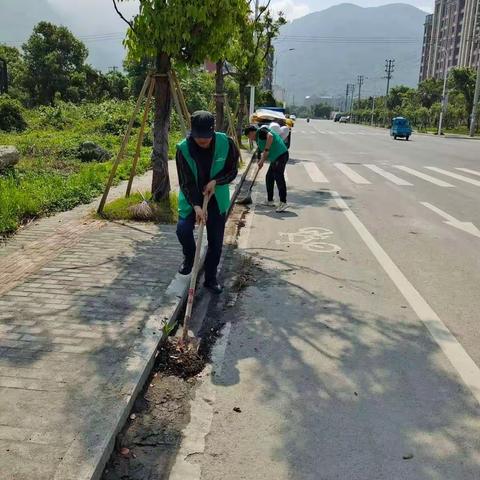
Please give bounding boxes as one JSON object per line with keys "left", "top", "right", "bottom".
{"left": 249, "top": 0, "right": 260, "bottom": 120}
{"left": 469, "top": 59, "right": 480, "bottom": 137}
{"left": 438, "top": 51, "right": 449, "bottom": 136}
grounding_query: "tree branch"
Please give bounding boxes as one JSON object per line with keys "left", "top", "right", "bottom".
{"left": 112, "top": 0, "right": 137, "bottom": 34}
{"left": 255, "top": 0, "right": 272, "bottom": 23}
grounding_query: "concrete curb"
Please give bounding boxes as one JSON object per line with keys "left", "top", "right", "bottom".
{"left": 54, "top": 150, "right": 255, "bottom": 480}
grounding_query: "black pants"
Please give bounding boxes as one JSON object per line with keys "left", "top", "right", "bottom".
{"left": 266, "top": 151, "right": 289, "bottom": 203}
{"left": 176, "top": 197, "right": 226, "bottom": 284}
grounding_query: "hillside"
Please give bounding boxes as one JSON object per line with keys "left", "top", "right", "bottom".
{"left": 274, "top": 3, "right": 426, "bottom": 102}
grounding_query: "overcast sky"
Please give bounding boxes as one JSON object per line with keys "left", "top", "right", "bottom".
{"left": 46, "top": 0, "right": 432, "bottom": 31}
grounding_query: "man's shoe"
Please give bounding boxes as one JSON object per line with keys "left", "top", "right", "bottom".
{"left": 276, "top": 202, "right": 288, "bottom": 212}
{"left": 178, "top": 260, "right": 193, "bottom": 275}
{"left": 263, "top": 200, "right": 276, "bottom": 207}
{"left": 204, "top": 281, "right": 223, "bottom": 295}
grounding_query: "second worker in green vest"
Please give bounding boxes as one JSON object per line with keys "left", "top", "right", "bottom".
{"left": 176, "top": 111, "right": 239, "bottom": 294}
{"left": 244, "top": 125, "right": 289, "bottom": 212}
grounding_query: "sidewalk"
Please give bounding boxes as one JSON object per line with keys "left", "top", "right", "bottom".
{"left": 0, "top": 156, "right": 250, "bottom": 480}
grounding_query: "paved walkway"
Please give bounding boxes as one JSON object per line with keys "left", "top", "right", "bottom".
{"left": 0, "top": 156, "right": 249, "bottom": 480}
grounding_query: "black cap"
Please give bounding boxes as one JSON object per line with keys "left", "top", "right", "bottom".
{"left": 190, "top": 110, "right": 215, "bottom": 138}
{"left": 243, "top": 125, "right": 258, "bottom": 136}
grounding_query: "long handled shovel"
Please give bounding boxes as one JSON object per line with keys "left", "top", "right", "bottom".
{"left": 181, "top": 194, "right": 210, "bottom": 345}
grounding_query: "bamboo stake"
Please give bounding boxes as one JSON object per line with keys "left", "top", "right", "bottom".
{"left": 126, "top": 77, "right": 155, "bottom": 197}
{"left": 98, "top": 75, "right": 151, "bottom": 214}
{"left": 225, "top": 95, "right": 243, "bottom": 161}
{"left": 172, "top": 70, "right": 191, "bottom": 128}
{"left": 168, "top": 70, "right": 188, "bottom": 137}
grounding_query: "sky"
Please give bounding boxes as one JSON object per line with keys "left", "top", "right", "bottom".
{"left": 46, "top": 0, "right": 433, "bottom": 29}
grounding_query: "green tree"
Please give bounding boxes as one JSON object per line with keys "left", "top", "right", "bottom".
{"left": 313, "top": 103, "right": 332, "bottom": 118}
{"left": 0, "top": 44, "right": 27, "bottom": 101}
{"left": 22, "top": 22, "right": 88, "bottom": 105}
{"left": 115, "top": 0, "right": 247, "bottom": 201}
{"left": 449, "top": 67, "right": 476, "bottom": 126}
{"left": 417, "top": 78, "right": 443, "bottom": 108}
{"left": 227, "top": 6, "right": 286, "bottom": 139}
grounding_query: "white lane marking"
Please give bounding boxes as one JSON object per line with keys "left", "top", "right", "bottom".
{"left": 334, "top": 163, "right": 371, "bottom": 184}
{"left": 364, "top": 164, "right": 413, "bottom": 186}
{"left": 302, "top": 162, "right": 329, "bottom": 183}
{"left": 331, "top": 191, "right": 480, "bottom": 407}
{"left": 276, "top": 227, "right": 340, "bottom": 253}
{"left": 426, "top": 167, "right": 480, "bottom": 187}
{"left": 394, "top": 166, "right": 454, "bottom": 187}
{"left": 456, "top": 167, "right": 480, "bottom": 177}
{"left": 421, "top": 202, "right": 480, "bottom": 238}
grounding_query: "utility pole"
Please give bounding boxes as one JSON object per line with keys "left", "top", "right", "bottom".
{"left": 384, "top": 59, "right": 395, "bottom": 97}
{"left": 249, "top": 0, "right": 260, "bottom": 120}
{"left": 344, "top": 84, "right": 350, "bottom": 112}
{"left": 371, "top": 96, "right": 375, "bottom": 126}
{"left": 349, "top": 83, "right": 355, "bottom": 114}
{"left": 357, "top": 75, "right": 364, "bottom": 109}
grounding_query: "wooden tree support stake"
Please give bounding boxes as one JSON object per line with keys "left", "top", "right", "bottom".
{"left": 171, "top": 70, "right": 191, "bottom": 129}
{"left": 98, "top": 75, "right": 151, "bottom": 214}
{"left": 168, "top": 70, "right": 188, "bottom": 137}
{"left": 126, "top": 77, "right": 155, "bottom": 197}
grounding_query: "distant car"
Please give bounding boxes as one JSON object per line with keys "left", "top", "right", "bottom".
{"left": 390, "top": 116, "right": 412, "bottom": 140}
{"left": 334, "top": 113, "right": 343, "bottom": 122}
{"left": 290, "top": 114, "right": 297, "bottom": 121}
{"left": 339, "top": 116, "right": 350, "bottom": 123}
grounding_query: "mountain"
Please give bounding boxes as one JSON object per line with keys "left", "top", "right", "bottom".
{"left": 274, "top": 3, "right": 427, "bottom": 103}
{"left": 0, "top": 0, "right": 130, "bottom": 71}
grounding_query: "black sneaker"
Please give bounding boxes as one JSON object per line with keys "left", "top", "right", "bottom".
{"left": 178, "top": 259, "right": 193, "bottom": 275}
{"left": 204, "top": 281, "right": 223, "bottom": 295}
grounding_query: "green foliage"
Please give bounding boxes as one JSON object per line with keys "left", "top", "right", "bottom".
{"left": 0, "top": 96, "right": 27, "bottom": 132}
{"left": 417, "top": 78, "right": 443, "bottom": 108}
{"left": 178, "top": 68, "right": 215, "bottom": 112}
{"left": 120, "top": 0, "right": 248, "bottom": 66}
{"left": 22, "top": 22, "right": 89, "bottom": 105}
{"left": 102, "top": 191, "right": 178, "bottom": 224}
{"left": 0, "top": 44, "right": 28, "bottom": 101}
{"left": 449, "top": 67, "right": 476, "bottom": 122}
{"left": 312, "top": 103, "right": 333, "bottom": 119}
{"left": 0, "top": 99, "right": 183, "bottom": 236}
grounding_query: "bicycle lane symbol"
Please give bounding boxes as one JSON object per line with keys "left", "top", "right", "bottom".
{"left": 276, "top": 227, "right": 341, "bottom": 253}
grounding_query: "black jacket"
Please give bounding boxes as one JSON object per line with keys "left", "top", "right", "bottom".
{"left": 176, "top": 135, "right": 239, "bottom": 208}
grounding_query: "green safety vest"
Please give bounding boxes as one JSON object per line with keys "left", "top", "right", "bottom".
{"left": 256, "top": 127, "right": 288, "bottom": 162}
{"left": 177, "top": 132, "right": 231, "bottom": 219}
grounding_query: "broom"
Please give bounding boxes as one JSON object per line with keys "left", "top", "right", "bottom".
{"left": 237, "top": 163, "right": 262, "bottom": 205}
{"left": 128, "top": 191, "right": 155, "bottom": 221}
{"left": 180, "top": 194, "right": 210, "bottom": 345}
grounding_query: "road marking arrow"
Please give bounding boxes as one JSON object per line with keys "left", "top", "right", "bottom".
{"left": 421, "top": 202, "right": 480, "bottom": 238}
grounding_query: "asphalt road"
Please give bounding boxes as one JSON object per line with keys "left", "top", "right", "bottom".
{"left": 171, "top": 120, "right": 480, "bottom": 480}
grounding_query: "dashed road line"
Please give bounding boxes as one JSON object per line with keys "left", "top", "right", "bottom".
{"left": 334, "top": 163, "right": 371, "bottom": 184}
{"left": 364, "top": 164, "right": 413, "bottom": 186}
{"left": 302, "top": 162, "right": 329, "bottom": 183}
{"left": 456, "top": 168, "right": 480, "bottom": 177}
{"left": 426, "top": 167, "right": 480, "bottom": 187}
{"left": 394, "top": 166, "right": 454, "bottom": 187}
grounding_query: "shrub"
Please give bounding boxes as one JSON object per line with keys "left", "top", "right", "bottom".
{"left": 0, "top": 97, "right": 27, "bottom": 132}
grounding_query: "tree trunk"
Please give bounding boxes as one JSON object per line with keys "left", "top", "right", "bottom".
{"left": 215, "top": 60, "right": 225, "bottom": 132}
{"left": 236, "top": 81, "right": 247, "bottom": 143}
{"left": 151, "top": 53, "right": 172, "bottom": 202}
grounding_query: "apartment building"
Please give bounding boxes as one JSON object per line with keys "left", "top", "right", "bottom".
{"left": 419, "top": 0, "right": 479, "bottom": 82}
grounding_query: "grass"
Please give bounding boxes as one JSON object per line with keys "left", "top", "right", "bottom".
{"left": 0, "top": 100, "right": 183, "bottom": 237}
{"left": 102, "top": 191, "right": 178, "bottom": 224}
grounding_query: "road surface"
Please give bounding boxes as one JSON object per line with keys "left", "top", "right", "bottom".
{"left": 170, "top": 120, "right": 480, "bottom": 480}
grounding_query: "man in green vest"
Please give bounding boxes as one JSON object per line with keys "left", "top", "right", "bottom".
{"left": 176, "top": 111, "right": 239, "bottom": 294}
{"left": 244, "top": 124, "right": 289, "bottom": 212}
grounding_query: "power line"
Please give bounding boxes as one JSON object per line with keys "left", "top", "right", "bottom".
{"left": 384, "top": 59, "right": 395, "bottom": 96}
